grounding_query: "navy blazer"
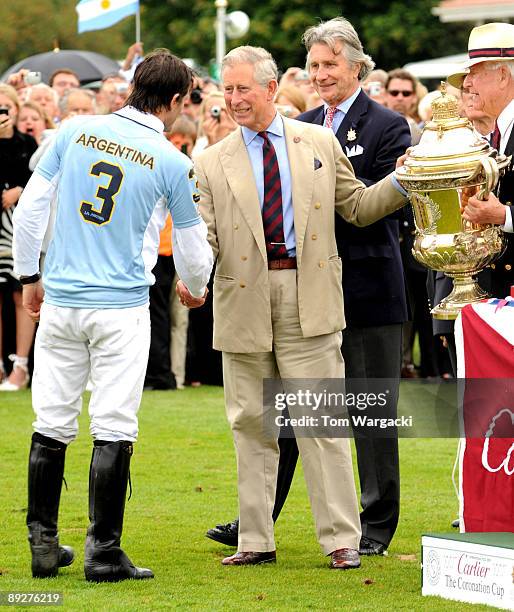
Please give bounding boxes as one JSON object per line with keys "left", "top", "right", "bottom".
{"left": 298, "top": 91, "right": 411, "bottom": 327}
{"left": 487, "top": 128, "right": 514, "bottom": 298}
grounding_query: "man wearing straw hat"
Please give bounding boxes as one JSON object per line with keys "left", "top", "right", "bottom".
{"left": 459, "top": 22, "right": 514, "bottom": 298}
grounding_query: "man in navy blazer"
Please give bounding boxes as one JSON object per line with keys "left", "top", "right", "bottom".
{"left": 206, "top": 16, "right": 411, "bottom": 556}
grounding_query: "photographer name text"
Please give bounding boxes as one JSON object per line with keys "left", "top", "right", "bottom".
{"left": 275, "top": 414, "right": 413, "bottom": 429}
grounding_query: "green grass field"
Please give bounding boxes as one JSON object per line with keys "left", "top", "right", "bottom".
{"left": 0, "top": 386, "right": 491, "bottom": 610}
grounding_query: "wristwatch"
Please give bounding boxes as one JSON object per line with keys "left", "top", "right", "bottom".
{"left": 19, "top": 273, "right": 41, "bottom": 285}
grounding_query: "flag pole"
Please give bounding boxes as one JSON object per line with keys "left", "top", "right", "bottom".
{"left": 136, "top": 3, "right": 141, "bottom": 43}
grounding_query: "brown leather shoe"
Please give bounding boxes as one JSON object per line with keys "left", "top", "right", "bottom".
{"left": 329, "top": 548, "right": 361, "bottom": 570}
{"left": 222, "top": 551, "right": 276, "bottom": 566}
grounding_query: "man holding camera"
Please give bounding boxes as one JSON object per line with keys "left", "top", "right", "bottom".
{"left": 192, "top": 92, "right": 238, "bottom": 158}
{"left": 5, "top": 69, "right": 43, "bottom": 100}
{"left": 182, "top": 77, "right": 206, "bottom": 124}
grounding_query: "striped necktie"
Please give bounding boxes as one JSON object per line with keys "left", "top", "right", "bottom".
{"left": 491, "top": 121, "right": 501, "bottom": 151}
{"left": 258, "top": 131, "right": 287, "bottom": 259}
{"left": 325, "top": 106, "right": 338, "bottom": 130}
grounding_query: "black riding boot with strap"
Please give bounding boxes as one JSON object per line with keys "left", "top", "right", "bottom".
{"left": 27, "top": 433, "right": 75, "bottom": 578}
{"left": 84, "top": 440, "right": 153, "bottom": 582}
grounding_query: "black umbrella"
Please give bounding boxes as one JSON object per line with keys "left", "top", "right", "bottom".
{"left": 1, "top": 50, "right": 121, "bottom": 85}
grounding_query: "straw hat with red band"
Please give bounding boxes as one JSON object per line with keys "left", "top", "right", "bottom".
{"left": 447, "top": 70, "right": 469, "bottom": 89}
{"left": 464, "top": 22, "right": 514, "bottom": 68}
{"left": 446, "top": 23, "right": 514, "bottom": 89}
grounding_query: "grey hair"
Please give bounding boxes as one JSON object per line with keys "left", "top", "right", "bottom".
{"left": 484, "top": 60, "right": 514, "bottom": 78}
{"left": 303, "top": 17, "right": 375, "bottom": 81}
{"left": 364, "top": 69, "right": 388, "bottom": 86}
{"left": 27, "top": 83, "right": 59, "bottom": 106}
{"left": 58, "top": 88, "right": 96, "bottom": 116}
{"left": 221, "top": 46, "right": 278, "bottom": 88}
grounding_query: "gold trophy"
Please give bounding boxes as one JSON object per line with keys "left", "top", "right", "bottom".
{"left": 395, "top": 83, "right": 511, "bottom": 320}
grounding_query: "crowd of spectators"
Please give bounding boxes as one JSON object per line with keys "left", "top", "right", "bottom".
{"left": 0, "top": 40, "right": 480, "bottom": 391}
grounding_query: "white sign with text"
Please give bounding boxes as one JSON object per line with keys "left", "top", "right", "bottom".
{"left": 422, "top": 536, "right": 514, "bottom": 610}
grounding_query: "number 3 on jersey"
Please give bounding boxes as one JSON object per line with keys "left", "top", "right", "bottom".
{"left": 80, "top": 161, "right": 124, "bottom": 225}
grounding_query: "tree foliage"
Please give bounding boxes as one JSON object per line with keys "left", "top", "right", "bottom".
{"left": 0, "top": 0, "right": 131, "bottom": 74}
{"left": 141, "top": 0, "right": 471, "bottom": 74}
{"left": 358, "top": 0, "right": 469, "bottom": 70}
{"left": 0, "top": 0, "right": 472, "bottom": 77}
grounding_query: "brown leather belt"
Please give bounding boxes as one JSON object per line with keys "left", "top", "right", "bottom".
{"left": 268, "top": 257, "right": 297, "bottom": 270}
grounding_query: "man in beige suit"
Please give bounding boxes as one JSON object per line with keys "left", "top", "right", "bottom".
{"left": 179, "top": 46, "right": 407, "bottom": 569}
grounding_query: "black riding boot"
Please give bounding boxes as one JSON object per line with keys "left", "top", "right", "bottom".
{"left": 27, "top": 433, "right": 75, "bottom": 578}
{"left": 84, "top": 440, "right": 153, "bottom": 582}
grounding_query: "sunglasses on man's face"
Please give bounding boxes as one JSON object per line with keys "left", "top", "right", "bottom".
{"left": 387, "top": 90, "right": 414, "bottom": 97}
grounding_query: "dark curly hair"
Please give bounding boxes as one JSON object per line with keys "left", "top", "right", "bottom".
{"left": 124, "top": 48, "right": 193, "bottom": 114}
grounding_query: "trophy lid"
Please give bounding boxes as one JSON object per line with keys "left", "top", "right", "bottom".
{"left": 397, "top": 82, "right": 496, "bottom": 178}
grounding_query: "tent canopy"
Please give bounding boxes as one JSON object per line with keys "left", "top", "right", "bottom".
{"left": 404, "top": 53, "right": 467, "bottom": 81}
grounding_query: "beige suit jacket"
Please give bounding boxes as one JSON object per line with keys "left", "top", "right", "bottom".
{"left": 195, "top": 116, "right": 406, "bottom": 353}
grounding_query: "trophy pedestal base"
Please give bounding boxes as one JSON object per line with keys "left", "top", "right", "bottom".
{"left": 431, "top": 275, "right": 489, "bottom": 321}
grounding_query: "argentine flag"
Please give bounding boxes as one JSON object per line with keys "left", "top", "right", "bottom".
{"left": 76, "top": 0, "right": 139, "bottom": 34}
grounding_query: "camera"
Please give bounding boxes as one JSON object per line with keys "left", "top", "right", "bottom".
{"left": 210, "top": 105, "right": 221, "bottom": 121}
{"left": 276, "top": 104, "right": 293, "bottom": 118}
{"left": 115, "top": 82, "right": 129, "bottom": 94}
{"left": 365, "top": 81, "right": 383, "bottom": 97}
{"left": 25, "top": 71, "right": 42, "bottom": 86}
{"left": 294, "top": 70, "right": 309, "bottom": 81}
{"left": 190, "top": 88, "right": 203, "bottom": 105}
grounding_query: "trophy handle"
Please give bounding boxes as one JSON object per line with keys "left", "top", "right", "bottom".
{"left": 476, "top": 156, "right": 499, "bottom": 200}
